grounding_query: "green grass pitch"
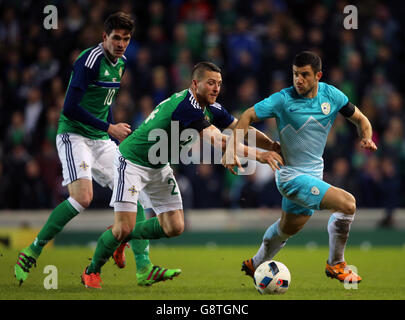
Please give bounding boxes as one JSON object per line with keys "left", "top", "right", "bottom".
{"left": 1, "top": 246, "right": 404, "bottom": 300}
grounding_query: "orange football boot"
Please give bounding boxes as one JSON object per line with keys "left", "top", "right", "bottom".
{"left": 325, "top": 261, "right": 362, "bottom": 283}
{"left": 107, "top": 225, "right": 129, "bottom": 269}
{"left": 241, "top": 258, "right": 256, "bottom": 278}
{"left": 112, "top": 242, "right": 130, "bottom": 269}
{"left": 81, "top": 267, "right": 103, "bottom": 289}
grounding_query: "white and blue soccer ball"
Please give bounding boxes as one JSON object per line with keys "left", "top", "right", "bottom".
{"left": 254, "top": 260, "right": 291, "bottom": 294}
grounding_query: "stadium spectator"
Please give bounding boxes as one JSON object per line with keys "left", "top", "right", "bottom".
{"left": 130, "top": 46, "right": 153, "bottom": 99}
{"left": 132, "top": 95, "right": 154, "bottom": 129}
{"left": 226, "top": 17, "right": 261, "bottom": 73}
{"left": 2, "top": 144, "right": 30, "bottom": 208}
{"left": 151, "top": 65, "right": 171, "bottom": 105}
{"left": 378, "top": 157, "right": 401, "bottom": 228}
{"left": 4, "top": 111, "right": 25, "bottom": 152}
{"left": 192, "top": 164, "right": 223, "bottom": 208}
{"left": 30, "top": 46, "right": 60, "bottom": 87}
{"left": 146, "top": 25, "right": 170, "bottom": 67}
{"left": 23, "top": 87, "right": 45, "bottom": 149}
{"left": 20, "top": 158, "right": 50, "bottom": 209}
{"left": 215, "top": 0, "right": 237, "bottom": 35}
{"left": 171, "top": 48, "right": 194, "bottom": 91}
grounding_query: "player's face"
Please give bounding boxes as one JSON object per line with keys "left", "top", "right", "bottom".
{"left": 194, "top": 71, "right": 222, "bottom": 106}
{"left": 103, "top": 29, "right": 131, "bottom": 59}
{"left": 293, "top": 65, "right": 322, "bottom": 97}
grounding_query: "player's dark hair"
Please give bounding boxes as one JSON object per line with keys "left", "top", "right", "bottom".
{"left": 293, "top": 51, "right": 322, "bottom": 73}
{"left": 104, "top": 12, "right": 134, "bottom": 35}
{"left": 192, "top": 62, "right": 221, "bottom": 80}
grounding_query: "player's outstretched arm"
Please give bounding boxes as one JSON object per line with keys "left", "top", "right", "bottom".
{"left": 222, "top": 107, "right": 284, "bottom": 174}
{"left": 200, "top": 124, "right": 266, "bottom": 174}
{"left": 347, "top": 106, "right": 377, "bottom": 152}
{"left": 227, "top": 118, "right": 280, "bottom": 152}
{"left": 222, "top": 107, "right": 257, "bottom": 173}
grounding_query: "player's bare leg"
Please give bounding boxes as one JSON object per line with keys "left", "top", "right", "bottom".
{"left": 15, "top": 179, "right": 90, "bottom": 285}
{"left": 320, "top": 186, "right": 361, "bottom": 283}
{"left": 68, "top": 179, "right": 94, "bottom": 208}
{"left": 157, "top": 209, "right": 185, "bottom": 237}
{"left": 111, "top": 210, "right": 137, "bottom": 242}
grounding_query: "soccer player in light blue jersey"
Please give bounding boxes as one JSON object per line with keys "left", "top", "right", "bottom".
{"left": 223, "top": 51, "right": 377, "bottom": 284}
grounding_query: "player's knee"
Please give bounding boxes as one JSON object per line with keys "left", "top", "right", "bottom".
{"left": 280, "top": 222, "right": 304, "bottom": 236}
{"left": 163, "top": 222, "right": 184, "bottom": 238}
{"left": 77, "top": 195, "right": 93, "bottom": 209}
{"left": 288, "top": 224, "right": 304, "bottom": 235}
{"left": 341, "top": 193, "right": 356, "bottom": 215}
{"left": 71, "top": 191, "right": 93, "bottom": 208}
{"left": 114, "top": 225, "right": 133, "bottom": 242}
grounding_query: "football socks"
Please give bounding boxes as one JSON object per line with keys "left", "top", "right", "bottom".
{"left": 327, "top": 212, "right": 354, "bottom": 265}
{"left": 129, "top": 203, "right": 152, "bottom": 273}
{"left": 253, "top": 219, "right": 291, "bottom": 269}
{"left": 87, "top": 228, "right": 121, "bottom": 274}
{"left": 29, "top": 199, "right": 80, "bottom": 257}
{"left": 125, "top": 217, "right": 167, "bottom": 241}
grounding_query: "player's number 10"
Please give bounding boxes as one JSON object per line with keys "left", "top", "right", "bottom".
{"left": 104, "top": 89, "right": 116, "bottom": 106}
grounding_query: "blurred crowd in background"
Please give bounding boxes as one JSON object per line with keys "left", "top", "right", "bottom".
{"left": 0, "top": 0, "right": 404, "bottom": 226}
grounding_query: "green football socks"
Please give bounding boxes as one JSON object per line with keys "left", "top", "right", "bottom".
{"left": 87, "top": 228, "right": 121, "bottom": 274}
{"left": 129, "top": 204, "right": 152, "bottom": 273}
{"left": 127, "top": 217, "right": 167, "bottom": 241}
{"left": 88, "top": 205, "right": 167, "bottom": 274}
{"left": 29, "top": 199, "right": 80, "bottom": 258}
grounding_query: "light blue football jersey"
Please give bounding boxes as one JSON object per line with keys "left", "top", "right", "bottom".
{"left": 254, "top": 82, "right": 349, "bottom": 182}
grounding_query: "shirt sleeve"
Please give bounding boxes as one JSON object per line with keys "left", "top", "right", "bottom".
{"left": 208, "top": 103, "right": 235, "bottom": 130}
{"left": 254, "top": 92, "right": 285, "bottom": 119}
{"left": 328, "top": 85, "right": 349, "bottom": 110}
{"left": 62, "top": 49, "right": 109, "bottom": 132}
{"left": 171, "top": 97, "right": 206, "bottom": 130}
{"left": 62, "top": 86, "right": 110, "bottom": 132}
{"left": 69, "top": 51, "right": 99, "bottom": 91}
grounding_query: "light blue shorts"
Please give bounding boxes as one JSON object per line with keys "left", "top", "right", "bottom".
{"left": 276, "top": 174, "right": 331, "bottom": 216}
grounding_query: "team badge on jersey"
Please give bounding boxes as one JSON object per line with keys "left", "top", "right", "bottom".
{"left": 119, "top": 67, "right": 123, "bottom": 77}
{"left": 311, "top": 186, "right": 320, "bottom": 195}
{"left": 321, "top": 102, "right": 331, "bottom": 115}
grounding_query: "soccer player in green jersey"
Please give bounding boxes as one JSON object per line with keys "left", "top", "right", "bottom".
{"left": 81, "top": 61, "right": 284, "bottom": 288}
{"left": 14, "top": 12, "right": 180, "bottom": 287}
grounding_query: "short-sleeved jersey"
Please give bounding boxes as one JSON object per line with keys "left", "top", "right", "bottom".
{"left": 57, "top": 43, "right": 126, "bottom": 139}
{"left": 254, "top": 82, "right": 349, "bottom": 181}
{"left": 119, "top": 89, "right": 234, "bottom": 168}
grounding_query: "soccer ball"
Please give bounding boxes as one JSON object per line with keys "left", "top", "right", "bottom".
{"left": 254, "top": 260, "right": 291, "bottom": 294}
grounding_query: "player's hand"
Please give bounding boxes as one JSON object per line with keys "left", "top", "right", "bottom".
{"left": 258, "top": 151, "right": 285, "bottom": 171}
{"left": 360, "top": 138, "right": 377, "bottom": 152}
{"left": 221, "top": 151, "right": 243, "bottom": 175}
{"left": 108, "top": 123, "right": 132, "bottom": 142}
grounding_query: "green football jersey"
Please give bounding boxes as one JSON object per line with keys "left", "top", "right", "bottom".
{"left": 119, "top": 89, "right": 235, "bottom": 168}
{"left": 57, "top": 44, "right": 126, "bottom": 139}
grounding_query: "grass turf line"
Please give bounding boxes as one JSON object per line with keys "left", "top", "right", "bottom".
{"left": 1, "top": 246, "right": 405, "bottom": 300}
